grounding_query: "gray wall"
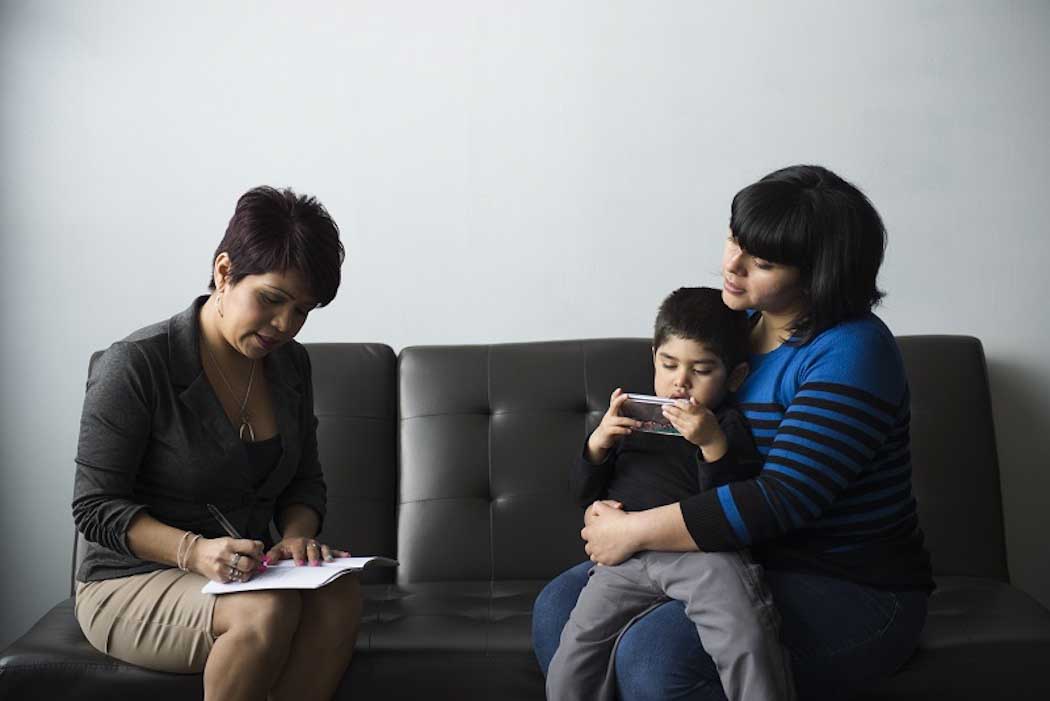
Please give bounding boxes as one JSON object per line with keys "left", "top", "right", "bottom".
{"left": 2, "top": 0, "right": 1048, "bottom": 649}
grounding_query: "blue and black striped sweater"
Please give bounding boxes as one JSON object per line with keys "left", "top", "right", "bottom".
{"left": 680, "top": 313, "right": 934, "bottom": 592}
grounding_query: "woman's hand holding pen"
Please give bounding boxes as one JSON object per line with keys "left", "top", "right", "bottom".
{"left": 265, "top": 536, "right": 351, "bottom": 567}
{"left": 191, "top": 537, "right": 266, "bottom": 583}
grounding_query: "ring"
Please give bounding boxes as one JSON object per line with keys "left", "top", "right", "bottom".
{"left": 230, "top": 553, "right": 242, "bottom": 568}
{"left": 309, "top": 541, "right": 319, "bottom": 550}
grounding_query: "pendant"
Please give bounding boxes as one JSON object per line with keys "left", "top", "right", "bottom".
{"left": 239, "top": 418, "right": 255, "bottom": 442}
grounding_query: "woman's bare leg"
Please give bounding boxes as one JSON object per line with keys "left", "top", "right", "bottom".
{"left": 207, "top": 589, "right": 303, "bottom": 701}
{"left": 269, "top": 574, "right": 363, "bottom": 701}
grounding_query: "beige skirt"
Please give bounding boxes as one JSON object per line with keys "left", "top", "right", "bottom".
{"left": 75, "top": 568, "right": 216, "bottom": 673}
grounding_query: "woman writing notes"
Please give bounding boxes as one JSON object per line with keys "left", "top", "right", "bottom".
{"left": 72, "top": 187, "right": 361, "bottom": 700}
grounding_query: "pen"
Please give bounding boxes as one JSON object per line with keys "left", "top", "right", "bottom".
{"left": 206, "top": 503, "right": 242, "bottom": 539}
{"left": 207, "top": 503, "right": 268, "bottom": 571}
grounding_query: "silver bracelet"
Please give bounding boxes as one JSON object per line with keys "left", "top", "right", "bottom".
{"left": 181, "top": 534, "right": 203, "bottom": 573}
{"left": 175, "top": 530, "right": 193, "bottom": 571}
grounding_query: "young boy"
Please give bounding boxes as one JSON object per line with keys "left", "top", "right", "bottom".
{"left": 545, "top": 287, "right": 796, "bottom": 701}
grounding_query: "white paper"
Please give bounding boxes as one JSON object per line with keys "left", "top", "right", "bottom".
{"left": 201, "top": 556, "right": 397, "bottom": 594}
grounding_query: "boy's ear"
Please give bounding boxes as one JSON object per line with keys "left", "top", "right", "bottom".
{"left": 727, "top": 362, "right": 749, "bottom": 392}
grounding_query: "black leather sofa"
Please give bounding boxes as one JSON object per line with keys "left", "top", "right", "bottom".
{"left": 3, "top": 336, "right": 1049, "bottom": 700}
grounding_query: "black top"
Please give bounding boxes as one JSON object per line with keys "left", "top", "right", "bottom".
{"left": 245, "top": 434, "right": 284, "bottom": 489}
{"left": 571, "top": 405, "right": 761, "bottom": 547}
{"left": 71, "top": 297, "right": 326, "bottom": 582}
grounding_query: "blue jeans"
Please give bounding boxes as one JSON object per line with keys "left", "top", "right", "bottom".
{"left": 533, "top": 560, "right": 928, "bottom": 701}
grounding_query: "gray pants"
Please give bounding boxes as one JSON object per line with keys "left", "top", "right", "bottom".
{"left": 545, "top": 550, "right": 796, "bottom": 701}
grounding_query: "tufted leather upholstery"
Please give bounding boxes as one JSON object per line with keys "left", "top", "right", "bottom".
{"left": 395, "top": 340, "right": 652, "bottom": 584}
{"left": 2, "top": 336, "right": 1049, "bottom": 700}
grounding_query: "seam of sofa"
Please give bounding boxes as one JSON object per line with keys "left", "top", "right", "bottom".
{"left": 0, "top": 661, "right": 144, "bottom": 672}
{"left": 486, "top": 344, "right": 495, "bottom": 585}
{"left": 582, "top": 341, "right": 590, "bottom": 416}
{"left": 314, "top": 413, "right": 392, "bottom": 420}
{"left": 403, "top": 409, "right": 584, "bottom": 420}
{"left": 399, "top": 495, "right": 489, "bottom": 506}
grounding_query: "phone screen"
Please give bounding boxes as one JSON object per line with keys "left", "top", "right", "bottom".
{"left": 621, "top": 395, "right": 680, "bottom": 436}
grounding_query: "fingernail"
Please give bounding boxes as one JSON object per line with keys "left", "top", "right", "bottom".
{"left": 295, "top": 560, "right": 303, "bottom": 566}
{"left": 261, "top": 556, "right": 271, "bottom": 565}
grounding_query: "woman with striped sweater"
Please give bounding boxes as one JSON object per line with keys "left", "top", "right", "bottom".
{"left": 533, "top": 165, "right": 933, "bottom": 700}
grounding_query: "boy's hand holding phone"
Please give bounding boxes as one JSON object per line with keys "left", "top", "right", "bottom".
{"left": 662, "top": 398, "right": 729, "bottom": 462}
{"left": 585, "top": 388, "right": 642, "bottom": 464}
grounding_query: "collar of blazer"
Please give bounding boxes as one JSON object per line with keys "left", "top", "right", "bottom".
{"left": 167, "top": 296, "right": 305, "bottom": 463}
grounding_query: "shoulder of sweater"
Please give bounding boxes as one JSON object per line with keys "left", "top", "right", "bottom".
{"left": 795, "top": 313, "right": 906, "bottom": 401}
{"left": 809, "top": 313, "right": 895, "bottom": 350}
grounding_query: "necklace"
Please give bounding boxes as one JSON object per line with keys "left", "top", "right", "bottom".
{"left": 204, "top": 341, "right": 257, "bottom": 442}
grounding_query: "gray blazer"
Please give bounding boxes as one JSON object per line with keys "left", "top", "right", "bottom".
{"left": 72, "top": 297, "right": 326, "bottom": 582}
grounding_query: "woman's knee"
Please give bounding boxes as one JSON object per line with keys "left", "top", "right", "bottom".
{"left": 534, "top": 561, "right": 590, "bottom": 624}
{"left": 255, "top": 589, "right": 303, "bottom": 634}
{"left": 216, "top": 589, "right": 302, "bottom": 644}
{"left": 614, "top": 601, "right": 722, "bottom": 701}
{"left": 615, "top": 626, "right": 678, "bottom": 701}
{"left": 302, "top": 574, "right": 363, "bottom": 643}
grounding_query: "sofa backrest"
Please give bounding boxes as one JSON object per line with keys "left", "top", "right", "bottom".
{"left": 396, "top": 336, "right": 1010, "bottom": 584}
{"left": 397, "top": 340, "right": 653, "bottom": 583}
{"left": 896, "top": 336, "right": 1007, "bottom": 580}
{"left": 73, "top": 343, "right": 399, "bottom": 590}
{"left": 306, "top": 343, "right": 399, "bottom": 583}
{"left": 73, "top": 335, "right": 1009, "bottom": 591}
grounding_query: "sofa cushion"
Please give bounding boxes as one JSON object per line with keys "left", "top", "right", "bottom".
{"left": 338, "top": 651, "right": 544, "bottom": 700}
{"left": 0, "top": 583, "right": 544, "bottom": 701}
{"left": 8, "top": 574, "right": 1050, "bottom": 701}
{"left": 0, "top": 585, "right": 382, "bottom": 701}
{"left": 0, "top": 599, "right": 201, "bottom": 701}
{"left": 861, "top": 576, "right": 1050, "bottom": 700}
{"left": 358, "top": 580, "right": 542, "bottom": 653}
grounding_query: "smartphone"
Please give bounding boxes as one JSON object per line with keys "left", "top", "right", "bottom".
{"left": 621, "top": 393, "right": 681, "bottom": 436}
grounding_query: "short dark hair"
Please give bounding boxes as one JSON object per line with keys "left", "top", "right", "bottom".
{"left": 729, "top": 165, "right": 886, "bottom": 344}
{"left": 654, "top": 287, "right": 750, "bottom": 370}
{"left": 208, "top": 186, "right": 345, "bottom": 306}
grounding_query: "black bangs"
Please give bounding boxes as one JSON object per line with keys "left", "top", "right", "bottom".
{"left": 729, "top": 178, "right": 814, "bottom": 270}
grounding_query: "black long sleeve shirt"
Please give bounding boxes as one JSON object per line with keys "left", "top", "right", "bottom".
{"left": 570, "top": 406, "right": 761, "bottom": 549}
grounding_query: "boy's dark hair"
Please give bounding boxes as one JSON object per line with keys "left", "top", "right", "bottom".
{"left": 730, "top": 164, "right": 886, "bottom": 344}
{"left": 208, "top": 186, "right": 345, "bottom": 306}
{"left": 654, "top": 287, "right": 750, "bottom": 370}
